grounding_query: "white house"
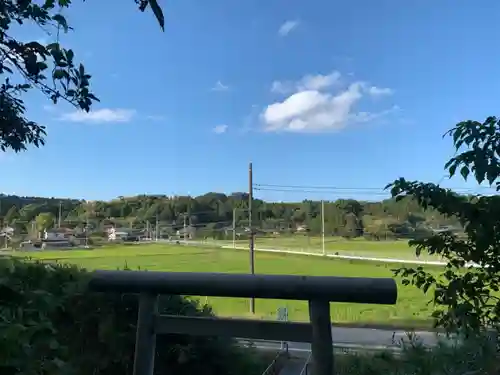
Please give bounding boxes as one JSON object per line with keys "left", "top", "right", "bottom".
{"left": 0, "top": 226, "right": 14, "bottom": 238}
{"left": 108, "top": 227, "right": 132, "bottom": 241}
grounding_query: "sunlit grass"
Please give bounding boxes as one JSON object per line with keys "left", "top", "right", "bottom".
{"left": 16, "top": 243, "right": 438, "bottom": 326}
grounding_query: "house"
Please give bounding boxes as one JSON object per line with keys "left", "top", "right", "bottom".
{"left": 43, "top": 228, "right": 74, "bottom": 241}
{"left": 108, "top": 227, "right": 142, "bottom": 241}
{"left": 41, "top": 228, "right": 74, "bottom": 249}
{"left": 176, "top": 226, "right": 196, "bottom": 240}
{"left": 295, "top": 224, "right": 309, "bottom": 233}
{"left": 108, "top": 227, "right": 131, "bottom": 241}
{"left": 0, "top": 226, "right": 14, "bottom": 238}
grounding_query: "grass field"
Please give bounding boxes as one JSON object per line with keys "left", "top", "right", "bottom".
{"left": 17, "top": 243, "right": 439, "bottom": 327}
{"left": 225, "top": 236, "right": 442, "bottom": 261}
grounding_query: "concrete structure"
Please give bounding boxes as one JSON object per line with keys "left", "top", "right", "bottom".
{"left": 88, "top": 270, "right": 397, "bottom": 375}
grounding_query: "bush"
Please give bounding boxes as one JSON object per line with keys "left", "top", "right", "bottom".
{"left": 337, "top": 332, "right": 498, "bottom": 375}
{"left": 0, "top": 258, "right": 263, "bottom": 375}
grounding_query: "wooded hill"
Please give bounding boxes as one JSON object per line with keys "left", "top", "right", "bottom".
{"left": 0, "top": 192, "right": 461, "bottom": 239}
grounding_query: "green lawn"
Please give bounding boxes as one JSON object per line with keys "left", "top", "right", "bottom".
{"left": 226, "top": 236, "right": 442, "bottom": 261}
{"left": 17, "top": 243, "right": 438, "bottom": 327}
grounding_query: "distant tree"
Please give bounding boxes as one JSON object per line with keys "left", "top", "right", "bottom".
{"left": 338, "top": 199, "right": 363, "bottom": 217}
{"left": 388, "top": 116, "right": 500, "bottom": 335}
{"left": 35, "top": 212, "right": 55, "bottom": 232}
{"left": 406, "top": 213, "right": 426, "bottom": 227}
{"left": 3, "top": 205, "right": 18, "bottom": 224}
{"left": 0, "top": 0, "right": 164, "bottom": 152}
{"left": 343, "top": 213, "right": 362, "bottom": 238}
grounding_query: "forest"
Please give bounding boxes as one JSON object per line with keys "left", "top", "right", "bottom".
{"left": 0, "top": 192, "right": 462, "bottom": 239}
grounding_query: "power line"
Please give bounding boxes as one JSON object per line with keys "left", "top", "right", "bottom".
{"left": 254, "top": 183, "right": 385, "bottom": 191}
{"left": 254, "top": 187, "right": 390, "bottom": 196}
{"left": 255, "top": 183, "right": 497, "bottom": 195}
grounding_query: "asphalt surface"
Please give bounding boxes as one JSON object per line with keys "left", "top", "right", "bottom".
{"left": 240, "top": 326, "right": 447, "bottom": 355}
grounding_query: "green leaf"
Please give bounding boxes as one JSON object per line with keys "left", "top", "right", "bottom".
{"left": 53, "top": 69, "right": 67, "bottom": 79}
{"left": 448, "top": 163, "right": 457, "bottom": 177}
{"left": 460, "top": 166, "right": 470, "bottom": 180}
{"left": 52, "top": 14, "right": 69, "bottom": 32}
{"left": 149, "top": 0, "right": 165, "bottom": 31}
{"left": 65, "top": 49, "right": 74, "bottom": 62}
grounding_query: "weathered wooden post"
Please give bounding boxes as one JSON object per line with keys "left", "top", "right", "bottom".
{"left": 133, "top": 293, "right": 158, "bottom": 375}
{"left": 308, "top": 300, "right": 333, "bottom": 375}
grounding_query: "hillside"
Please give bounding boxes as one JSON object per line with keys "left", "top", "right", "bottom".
{"left": 0, "top": 192, "right": 461, "bottom": 240}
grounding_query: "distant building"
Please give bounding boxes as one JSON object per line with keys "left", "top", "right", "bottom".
{"left": 0, "top": 226, "right": 14, "bottom": 237}
{"left": 295, "top": 224, "right": 309, "bottom": 232}
{"left": 108, "top": 227, "right": 142, "bottom": 241}
{"left": 41, "top": 228, "right": 74, "bottom": 249}
{"left": 43, "top": 228, "right": 74, "bottom": 241}
{"left": 176, "top": 226, "right": 196, "bottom": 240}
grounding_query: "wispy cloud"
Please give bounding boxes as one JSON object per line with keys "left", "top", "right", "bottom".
{"left": 271, "top": 71, "right": 341, "bottom": 95}
{"left": 213, "top": 124, "right": 228, "bottom": 134}
{"left": 211, "top": 81, "right": 230, "bottom": 92}
{"left": 60, "top": 108, "right": 136, "bottom": 123}
{"left": 42, "top": 104, "right": 58, "bottom": 113}
{"left": 367, "top": 86, "right": 394, "bottom": 96}
{"left": 261, "top": 71, "right": 397, "bottom": 133}
{"left": 278, "top": 20, "right": 300, "bottom": 37}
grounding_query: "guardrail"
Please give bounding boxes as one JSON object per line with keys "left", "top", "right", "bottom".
{"left": 261, "top": 351, "right": 290, "bottom": 375}
{"left": 88, "top": 270, "right": 397, "bottom": 375}
{"left": 300, "top": 352, "right": 313, "bottom": 375}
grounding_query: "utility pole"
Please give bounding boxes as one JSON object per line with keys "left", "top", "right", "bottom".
{"left": 321, "top": 200, "right": 325, "bottom": 256}
{"left": 232, "top": 208, "right": 236, "bottom": 249}
{"left": 183, "top": 213, "right": 187, "bottom": 243}
{"left": 249, "top": 162, "right": 255, "bottom": 314}
{"left": 155, "top": 213, "right": 159, "bottom": 241}
{"left": 85, "top": 213, "right": 89, "bottom": 247}
{"left": 58, "top": 201, "right": 62, "bottom": 228}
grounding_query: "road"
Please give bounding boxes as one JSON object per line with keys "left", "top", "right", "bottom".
{"left": 240, "top": 326, "right": 448, "bottom": 356}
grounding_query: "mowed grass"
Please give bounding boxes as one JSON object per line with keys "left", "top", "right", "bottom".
{"left": 17, "top": 243, "right": 438, "bottom": 327}
{"left": 229, "top": 236, "right": 442, "bottom": 261}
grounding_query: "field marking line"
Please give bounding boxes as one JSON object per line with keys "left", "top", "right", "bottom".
{"left": 220, "top": 244, "right": 448, "bottom": 266}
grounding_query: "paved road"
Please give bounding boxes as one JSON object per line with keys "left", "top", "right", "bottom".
{"left": 329, "top": 326, "right": 443, "bottom": 347}
{"left": 240, "top": 326, "right": 448, "bottom": 355}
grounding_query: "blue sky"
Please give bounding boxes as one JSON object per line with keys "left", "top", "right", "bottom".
{"left": 3, "top": 0, "right": 500, "bottom": 201}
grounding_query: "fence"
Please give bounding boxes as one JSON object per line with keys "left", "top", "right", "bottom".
{"left": 88, "top": 270, "right": 397, "bottom": 375}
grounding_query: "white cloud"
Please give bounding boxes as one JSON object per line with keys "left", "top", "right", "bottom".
{"left": 270, "top": 81, "right": 293, "bottom": 95}
{"left": 271, "top": 71, "right": 341, "bottom": 95}
{"left": 278, "top": 20, "right": 299, "bottom": 36}
{"left": 262, "top": 71, "right": 397, "bottom": 133}
{"left": 368, "top": 86, "right": 394, "bottom": 96}
{"left": 213, "top": 124, "right": 228, "bottom": 134}
{"left": 298, "top": 71, "right": 341, "bottom": 91}
{"left": 211, "top": 81, "right": 230, "bottom": 92}
{"left": 60, "top": 108, "right": 136, "bottom": 123}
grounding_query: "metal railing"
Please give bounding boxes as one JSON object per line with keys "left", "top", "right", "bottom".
{"left": 88, "top": 270, "right": 397, "bottom": 375}
{"left": 261, "top": 350, "right": 289, "bottom": 375}
{"left": 300, "top": 352, "right": 313, "bottom": 375}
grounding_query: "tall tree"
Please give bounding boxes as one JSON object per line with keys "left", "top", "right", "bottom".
{"left": 3, "top": 205, "right": 18, "bottom": 224}
{"left": 0, "top": 0, "right": 164, "bottom": 152}
{"left": 388, "top": 116, "right": 500, "bottom": 335}
{"left": 35, "top": 212, "right": 55, "bottom": 231}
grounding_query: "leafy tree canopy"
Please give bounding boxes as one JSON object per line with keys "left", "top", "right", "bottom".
{"left": 388, "top": 116, "right": 500, "bottom": 335}
{"left": 0, "top": 0, "right": 164, "bottom": 152}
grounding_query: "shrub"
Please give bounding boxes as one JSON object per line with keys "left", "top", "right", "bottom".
{"left": 337, "top": 332, "right": 498, "bottom": 375}
{"left": 0, "top": 257, "right": 262, "bottom": 375}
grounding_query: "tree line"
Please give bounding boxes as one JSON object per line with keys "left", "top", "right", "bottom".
{"left": 0, "top": 192, "right": 462, "bottom": 239}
